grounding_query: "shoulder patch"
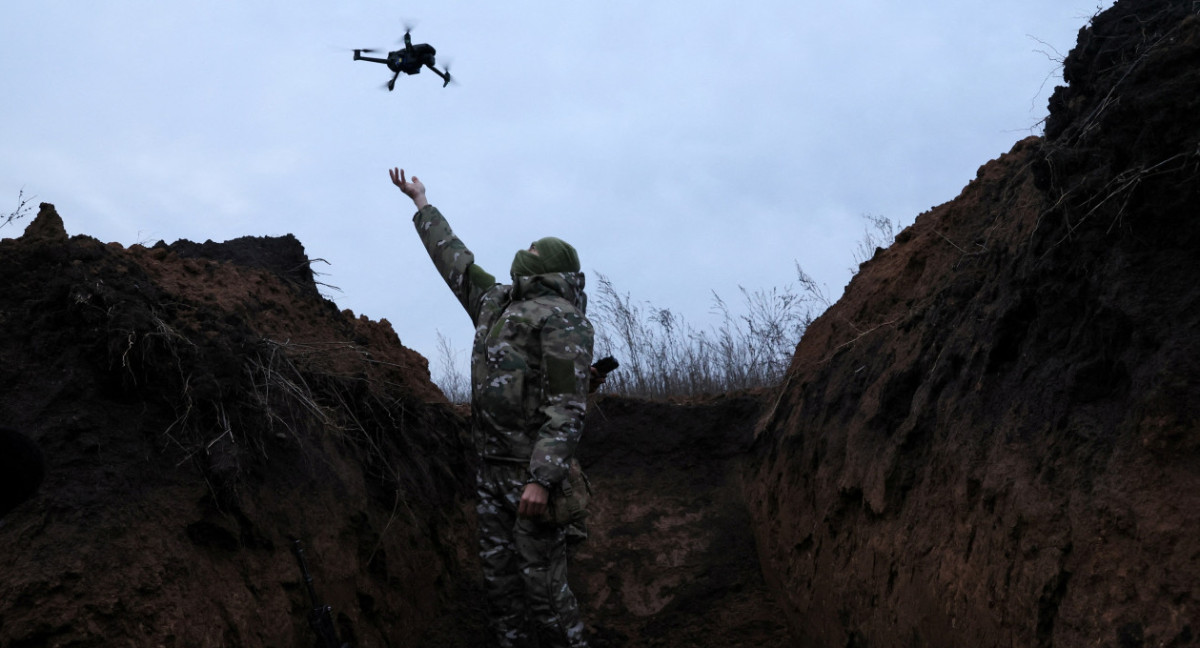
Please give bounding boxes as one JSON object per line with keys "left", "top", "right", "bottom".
{"left": 545, "top": 355, "right": 577, "bottom": 395}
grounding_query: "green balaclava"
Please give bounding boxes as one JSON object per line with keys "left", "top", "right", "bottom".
{"left": 510, "top": 236, "right": 580, "bottom": 278}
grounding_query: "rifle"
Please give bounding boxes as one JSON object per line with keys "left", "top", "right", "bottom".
{"left": 291, "top": 538, "right": 350, "bottom": 648}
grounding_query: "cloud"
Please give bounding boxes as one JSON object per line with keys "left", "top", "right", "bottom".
{"left": 1, "top": 0, "right": 1115, "bottom": 375}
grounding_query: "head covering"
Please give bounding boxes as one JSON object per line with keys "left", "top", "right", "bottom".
{"left": 511, "top": 236, "right": 580, "bottom": 278}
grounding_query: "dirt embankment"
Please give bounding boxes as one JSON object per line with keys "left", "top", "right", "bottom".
{"left": 0, "top": 210, "right": 483, "bottom": 647}
{"left": 745, "top": 2, "right": 1200, "bottom": 646}
{"left": 574, "top": 393, "right": 792, "bottom": 648}
{"left": 0, "top": 206, "right": 787, "bottom": 648}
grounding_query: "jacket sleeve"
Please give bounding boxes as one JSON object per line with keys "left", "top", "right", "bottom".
{"left": 528, "top": 309, "right": 595, "bottom": 488}
{"left": 412, "top": 205, "right": 498, "bottom": 323}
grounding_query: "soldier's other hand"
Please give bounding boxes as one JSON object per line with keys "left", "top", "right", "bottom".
{"left": 518, "top": 482, "right": 550, "bottom": 518}
{"left": 588, "top": 366, "right": 607, "bottom": 393}
{"left": 389, "top": 167, "right": 429, "bottom": 209}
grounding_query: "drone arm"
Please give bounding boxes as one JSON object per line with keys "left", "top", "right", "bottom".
{"left": 426, "top": 64, "right": 451, "bottom": 87}
{"left": 354, "top": 52, "right": 390, "bottom": 65}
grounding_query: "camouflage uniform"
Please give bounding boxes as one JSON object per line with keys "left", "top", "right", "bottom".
{"left": 413, "top": 205, "right": 592, "bottom": 648}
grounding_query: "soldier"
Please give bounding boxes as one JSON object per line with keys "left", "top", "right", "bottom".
{"left": 390, "top": 168, "right": 593, "bottom": 648}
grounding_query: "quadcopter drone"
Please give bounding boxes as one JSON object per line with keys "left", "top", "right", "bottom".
{"left": 354, "top": 28, "right": 451, "bottom": 89}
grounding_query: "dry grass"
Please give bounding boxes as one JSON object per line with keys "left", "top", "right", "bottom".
{"left": 589, "top": 268, "right": 826, "bottom": 399}
{"left": 433, "top": 331, "right": 471, "bottom": 404}
{"left": 433, "top": 268, "right": 829, "bottom": 402}
{"left": 433, "top": 214, "right": 900, "bottom": 402}
{"left": 2, "top": 189, "right": 35, "bottom": 230}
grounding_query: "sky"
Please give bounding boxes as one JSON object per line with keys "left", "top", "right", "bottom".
{"left": 1, "top": 1, "right": 1114, "bottom": 387}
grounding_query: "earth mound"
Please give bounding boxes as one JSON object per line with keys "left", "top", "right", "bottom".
{"left": 0, "top": 206, "right": 482, "bottom": 646}
{"left": 745, "top": 2, "right": 1200, "bottom": 646}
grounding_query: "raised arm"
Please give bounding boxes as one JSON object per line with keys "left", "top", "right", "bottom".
{"left": 390, "top": 168, "right": 498, "bottom": 319}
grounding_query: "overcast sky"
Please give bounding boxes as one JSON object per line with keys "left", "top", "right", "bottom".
{"left": 1, "top": 1, "right": 1113, "bottom": 386}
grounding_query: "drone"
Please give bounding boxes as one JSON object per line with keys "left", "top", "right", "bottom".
{"left": 354, "top": 28, "right": 451, "bottom": 89}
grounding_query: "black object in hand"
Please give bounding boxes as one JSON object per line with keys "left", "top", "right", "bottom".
{"left": 592, "top": 356, "right": 619, "bottom": 374}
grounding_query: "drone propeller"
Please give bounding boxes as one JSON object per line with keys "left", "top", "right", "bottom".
{"left": 400, "top": 20, "right": 419, "bottom": 44}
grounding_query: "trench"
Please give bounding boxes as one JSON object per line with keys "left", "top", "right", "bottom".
{"left": 562, "top": 393, "right": 796, "bottom": 648}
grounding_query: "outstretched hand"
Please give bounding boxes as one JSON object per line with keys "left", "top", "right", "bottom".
{"left": 390, "top": 167, "right": 429, "bottom": 209}
{"left": 589, "top": 366, "right": 606, "bottom": 393}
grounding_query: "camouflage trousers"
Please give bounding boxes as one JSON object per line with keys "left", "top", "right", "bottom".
{"left": 477, "top": 461, "right": 589, "bottom": 648}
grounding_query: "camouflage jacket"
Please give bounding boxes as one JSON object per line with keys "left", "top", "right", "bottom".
{"left": 413, "top": 205, "right": 594, "bottom": 488}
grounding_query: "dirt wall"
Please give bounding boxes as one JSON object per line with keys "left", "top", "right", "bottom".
{"left": 745, "top": 2, "right": 1200, "bottom": 646}
{"left": 572, "top": 393, "right": 792, "bottom": 647}
{"left": 0, "top": 211, "right": 484, "bottom": 647}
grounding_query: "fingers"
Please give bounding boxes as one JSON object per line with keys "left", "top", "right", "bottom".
{"left": 393, "top": 166, "right": 417, "bottom": 187}
{"left": 518, "top": 499, "right": 547, "bottom": 518}
{"left": 517, "top": 482, "right": 549, "bottom": 518}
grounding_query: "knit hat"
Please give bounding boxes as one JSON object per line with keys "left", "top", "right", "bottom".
{"left": 511, "top": 236, "right": 580, "bottom": 278}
